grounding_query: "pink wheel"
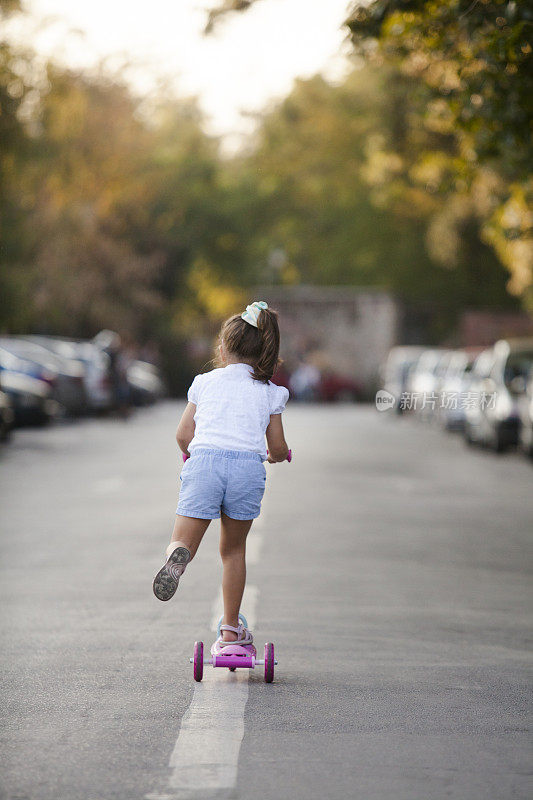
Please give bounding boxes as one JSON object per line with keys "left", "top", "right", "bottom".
{"left": 193, "top": 641, "right": 203, "bottom": 682}
{"left": 264, "top": 642, "right": 274, "bottom": 683}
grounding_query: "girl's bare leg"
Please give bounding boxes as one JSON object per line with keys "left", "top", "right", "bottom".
{"left": 219, "top": 513, "right": 253, "bottom": 642}
{"left": 167, "top": 514, "right": 211, "bottom": 560}
{"left": 154, "top": 515, "right": 211, "bottom": 601}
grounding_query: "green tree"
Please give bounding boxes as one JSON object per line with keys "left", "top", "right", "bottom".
{"left": 233, "top": 67, "right": 517, "bottom": 339}
{"left": 346, "top": 0, "right": 533, "bottom": 304}
{"left": 203, "top": 0, "right": 533, "bottom": 306}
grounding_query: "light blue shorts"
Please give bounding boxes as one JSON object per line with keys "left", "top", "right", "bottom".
{"left": 176, "top": 448, "right": 266, "bottom": 521}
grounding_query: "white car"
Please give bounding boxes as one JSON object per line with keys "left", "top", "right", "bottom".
{"left": 465, "top": 339, "right": 533, "bottom": 452}
{"left": 438, "top": 350, "right": 478, "bottom": 431}
{"left": 463, "top": 349, "right": 496, "bottom": 446}
{"left": 408, "top": 349, "right": 449, "bottom": 419}
{"left": 381, "top": 346, "right": 426, "bottom": 413}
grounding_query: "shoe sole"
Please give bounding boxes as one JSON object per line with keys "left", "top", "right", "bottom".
{"left": 153, "top": 546, "right": 190, "bottom": 601}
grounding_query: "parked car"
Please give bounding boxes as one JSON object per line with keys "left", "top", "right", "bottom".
{"left": 0, "top": 384, "right": 15, "bottom": 441}
{"left": 25, "top": 336, "right": 113, "bottom": 413}
{"left": 0, "top": 336, "right": 88, "bottom": 417}
{"left": 432, "top": 349, "right": 456, "bottom": 414}
{"left": 381, "top": 346, "right": 426, "bottom": 413}
{"left": 408, "top": 349, "right": 448, "bottom": 418}
{"left": 464, "top": 339, "right": 533, "bottom": 452}
{"left": 75, "top": 341, "right": 113, "bottom": 412}
{"left": 517, "top": 370, "right": 533, "bottom": 459}
{"left": 463, "top": 348, "right": 496, "bottom": 446}
{"left": 0, "top": 349, "right": 55, "bottom": 427}
{"left": 127, "top": 360, "right": 165, "bottom": 406}
{"left": 437, "top": 349, "right": 479, "bottom": 431}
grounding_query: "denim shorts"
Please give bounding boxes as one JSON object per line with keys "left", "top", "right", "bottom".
{"left": 176, "top": 448, "right": 266, "bottom": 521}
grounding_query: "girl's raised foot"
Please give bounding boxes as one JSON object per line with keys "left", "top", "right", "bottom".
{"left": 153, "top": 546, "right": 190, "bottom": 601}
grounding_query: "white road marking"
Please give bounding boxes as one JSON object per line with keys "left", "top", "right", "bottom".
{"left": 147, "top": 495, "right": 270, "bottom": 800}
{"left": 168, "top": 671, "right": 248, "bottom": 796}
{"left": 246, "top": 531, "right": 263, "bottom": 565}
{"left": 147, "top": 586, "right": 259, "bottom": 800}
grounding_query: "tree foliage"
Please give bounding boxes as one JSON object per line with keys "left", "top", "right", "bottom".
{"left": 203, "top": 0, "right": 533, "bottom": 305}
{"left": 346, "top": 0, "right": 533, "bottom": 302}
{"left": 0, "top": 1, "right": 527, "bottom": 393}
{"left": 233, "top": 67, "right": 517, "bottom": 340}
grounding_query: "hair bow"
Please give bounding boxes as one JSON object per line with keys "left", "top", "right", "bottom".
{"left": 241, "top": 300, "right": 268, "bottom": 328}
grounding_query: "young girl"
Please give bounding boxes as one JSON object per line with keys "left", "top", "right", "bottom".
{"left": 153, "top": 301, "right": 290, "bottom": 650}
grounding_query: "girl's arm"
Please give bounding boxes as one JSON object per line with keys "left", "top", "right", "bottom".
{"left": 176, "top": 402, "right": 196, "bottom": 456}
{"left": 266, "top": 413, "right": 289, "bottom": 463}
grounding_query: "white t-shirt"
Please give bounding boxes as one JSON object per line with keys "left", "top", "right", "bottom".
{"left": 186, "top": 363, "right": 289, "bottom": 460}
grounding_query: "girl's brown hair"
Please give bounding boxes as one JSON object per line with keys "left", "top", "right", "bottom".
{"left": 216, "top": 307, "right": 281, "bottom": 383}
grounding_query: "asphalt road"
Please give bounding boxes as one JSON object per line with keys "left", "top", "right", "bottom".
{"left": 1, "top": 403, "right": 532, "bottom": 800}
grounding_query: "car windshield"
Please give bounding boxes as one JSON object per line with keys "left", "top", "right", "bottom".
{"left": 504, "top": 352, "right": 533, "bottom": 386}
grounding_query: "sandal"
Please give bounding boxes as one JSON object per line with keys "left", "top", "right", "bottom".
{"left": 212, "top": 622, "right": 254, "bottom": 652}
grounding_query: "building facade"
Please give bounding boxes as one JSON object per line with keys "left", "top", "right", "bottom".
{"left": 256, "top": 286, "right": 401, "bottom": 397}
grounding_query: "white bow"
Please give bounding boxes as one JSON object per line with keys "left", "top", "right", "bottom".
{"left": 241, "top": 300, "right": 268, "bottom": 328}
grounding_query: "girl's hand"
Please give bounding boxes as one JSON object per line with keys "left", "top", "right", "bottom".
{"left": 176, "top": 402, "right": 196, "bottom": 454}
{"left": 267, "top": 448, "right": 291, "bottom": 463}
{"left": 266, "top": 414, "right": 289, "bottom": 463}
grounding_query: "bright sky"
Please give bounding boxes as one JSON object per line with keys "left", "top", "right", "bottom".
{"left": 12, "top": 0, "right": 353, "bottom": 142}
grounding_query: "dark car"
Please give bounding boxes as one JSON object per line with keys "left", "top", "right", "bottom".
{"left": 0, "top": 336, "right": 87, "bottom": 417}
{"left": 0, "top": 383, "right": 15, "bottom": 441}
{"left": 24, "top": 336, "right": 113, "bottom": 413}
{"left": 0, "top": 365, "right": 54, "bottom": 427}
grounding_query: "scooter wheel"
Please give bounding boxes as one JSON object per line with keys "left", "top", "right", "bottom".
{"left": 193, "top": 641, "right": 203, "bottom": 682}
{"left": 264, "top": 642, "right": 274, "bottom": 683}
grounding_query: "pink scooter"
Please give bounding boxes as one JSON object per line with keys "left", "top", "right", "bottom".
{"left": 186, "top": 448, "right": 291, "bottom": 683}
{"left": 191, "top": 613, "right": 277, "bottom": 683}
